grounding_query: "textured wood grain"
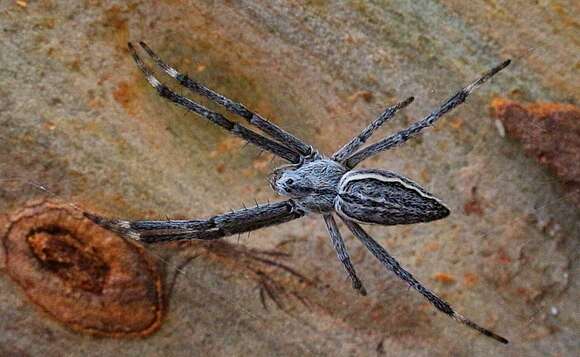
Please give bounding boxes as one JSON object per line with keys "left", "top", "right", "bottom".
{"left": 0, "top": 1, "right": 578, "bottom": 356}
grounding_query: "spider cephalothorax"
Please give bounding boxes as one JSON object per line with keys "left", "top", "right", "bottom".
{"left": 87, "top": 41, "right": 511, "bottom": 344}
{"left": 271, "top": 159, "right": 346, "bottom": 213}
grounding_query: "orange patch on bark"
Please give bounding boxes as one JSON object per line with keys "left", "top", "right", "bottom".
{"left": 463, "top": 272, "right": 479, "bottom": 287}
{"left": 432, "top": 272, "right": 456, "bottom": 284}
{"left": 113, "top": 81, "right": 140, "bottom": 117}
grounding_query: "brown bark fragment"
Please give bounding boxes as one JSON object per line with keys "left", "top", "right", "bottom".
{"left": 491, "top": 99, "right": 580, "bottom": 207}
{"left": 2, "top": 201, "right": 164, "bottom": 338}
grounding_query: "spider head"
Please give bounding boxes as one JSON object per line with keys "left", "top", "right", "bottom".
{"left": 269, "top": 165, "right": 313, "bottom": 198}
{"left": 269, "top": 159, "right": 347, "bottom": 202}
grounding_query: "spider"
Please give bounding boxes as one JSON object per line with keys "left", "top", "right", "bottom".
{"left": 87, "top": 41, "right": 511, "bottom": 344}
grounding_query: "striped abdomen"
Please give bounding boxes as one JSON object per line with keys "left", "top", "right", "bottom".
{"left": 335, "top": 169, "right": 450, "bottom": 225}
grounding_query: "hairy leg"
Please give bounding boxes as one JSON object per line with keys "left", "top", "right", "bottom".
{"left": 345, "top": 60, "right": 511, "bottom": 168}
{"left": 332, "top": 96, "right": 414, "bottom": 163}
{"left": 129, "top": 43, "right": 301, "bottom": 163}
{"left": 342, "top": 218, "right": 508, "bottom": 344}
{"left": 323, "top": 214, "right": 367, "bottom": 295}
{"left": 85, "top": 200, "right": 304, "bottom": 243}
{"left": 137, "top": 42, "right": 313, "bottom": 157}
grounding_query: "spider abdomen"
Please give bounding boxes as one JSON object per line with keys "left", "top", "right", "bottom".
{"left": 335, "top": 169, "right": 450, "bottom": 225}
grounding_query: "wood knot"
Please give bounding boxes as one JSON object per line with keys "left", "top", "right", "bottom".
{"left": 27, "top": 227, "right": 109, "bottom": 294}
{"left": 1, "top": 200, "right": 164, "bottom": 338}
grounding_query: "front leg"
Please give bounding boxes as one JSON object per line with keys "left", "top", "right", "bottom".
{"left": 137, "top": 42, "right": 313, "bottom": 157}
{"left": 332, "top": 96, "right": 414, "bottom": 163}
{"left": 85, "top": 200, "right": 304, "bottom": 243}
{"left": 128, "top": 43, "right": 301, "bottom": 164}
{"left": 345, "top": 60, "right": 511, "bottom": 168}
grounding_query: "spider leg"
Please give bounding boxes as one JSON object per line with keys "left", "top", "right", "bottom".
{"left": 137, "top": 42, "right": 313, "bottom": 157}
{"left": 332, "top": 96, "right": 414, "bottom": 163}
{"left": 345, "top": 60, "right": 511, "bottom": 168}
{"left": 85, "top": 200, "right": 304, "bottom": 243}
{"left": 342, "top": 219, "right": 508, "bottom": 344}
{"left": 128, "top": 43, "right": 301, "bottom": 163}
{"left": 323, "top": 214, "right": 367, "bottom": 296}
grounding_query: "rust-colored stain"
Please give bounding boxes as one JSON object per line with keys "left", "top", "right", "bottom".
{"left": 495, "top": 247, "right": 512, "bottom": 265}
{"left": 491, "top": 98, "right": 580, "bottom": 207}
{"left": 463, "top": 199, "right": 484, "bottom": 216}
{"left": 463, "top": 187, "right": 484, "bottom": 216}
{"left": 423, "top": 241, "right": 440, "bottom": 253}
{"left": 1, "top": 201, "right": 164, "bottom": 337}
{"left": 215, "top": 163, "right": 226, "bottom": 174}
{"left": 210, "top": 136, "right": 245, "bottom": 158}
{"left": 432, "top": 272, "right": 456, "bottom": 284}
{"left": 112, "top": 78, "right": 153, "bottom": 120}
{"left": 112, "top": 81, "right": 135, "bottom": 115}
{"left": 347, "top": 90, "right": 374, "bottom": 103}
{"left": 463, "top": 273, "right": 479, "bottom": 288}
{"left": 101, "top": 5, "right": 130, "bottom": 51}
{"left": 515, "top": 287, "right": 543, "bottom": 304}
